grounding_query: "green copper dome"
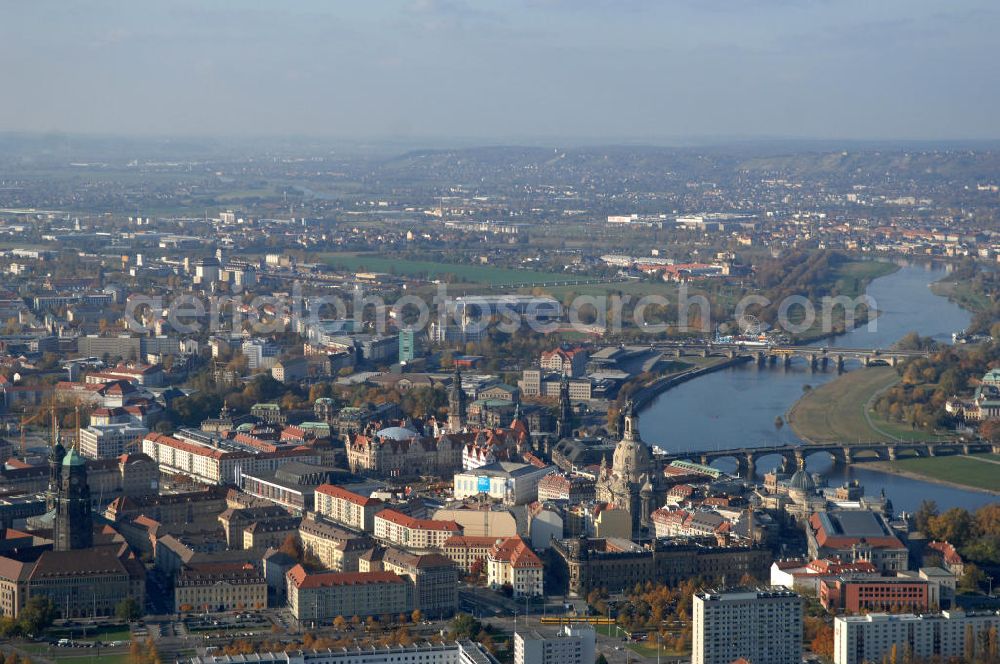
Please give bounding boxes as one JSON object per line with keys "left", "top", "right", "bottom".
{"left": 62, "top": 448, "right": 86, "bottom": 466}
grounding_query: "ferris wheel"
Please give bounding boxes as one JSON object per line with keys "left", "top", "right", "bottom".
{"left": 737, "top": 313, "right": 763, "bottom": 336}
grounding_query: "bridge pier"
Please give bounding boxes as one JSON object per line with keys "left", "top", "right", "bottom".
{"left": 745, "top": 454, "right": 756, "bottom": 480}
{"left": 836, "top": 355, "right": 845, "bottom": 373}
{"left": 810, "top": 354, "right": 818, "bottom": 372}
{"left": 891, "top": 356, "right": 900, "bottom": 367}
{"left": 674, "top": 348, "right": 683, "bottom": 358}
{"left": 821, "top": 356, "right": 829, "bottom": 370}
{"left": 733, "top": 456, "right": 749, "bottom": 477}
{"left": 701, "top": 348, "right": 710, "bottom": 358}
{"left": 757, "top": 352, "right": 766, "bottom": 367}
{"left": 769, "top": 355, "right": 777, "bottom": 366}
{"left": 887, "top": 446, "right": 897, "bottom": 461}
{"left": 782, "top": 355, "right": 792, "bottom": 368}
{"left": 700, "top": 454, "right": 710, "bottom": 466}
{"left": 842, "top": 447, "right": 853, "bottom": 464}
{"left": 728, "top": 349, "right": 737, "bottom": 359}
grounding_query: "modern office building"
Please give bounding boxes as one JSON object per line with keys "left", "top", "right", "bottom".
{"left": 399, "top": 329, "right": 421, "bottom": 363}
{"left": 78, "top": 423, "right": 149, "bottom": 459}
{"left": 453, "top": 461, "right": 556, "bottom": 505}
{"left": 692, "top": 588, "right": 803, "bottom": 664}
{"left": 834, "top": 610, "right": 1000, "bottom": 664}
{"left": 514, "top": 625, "right": 595, "bottom": 664}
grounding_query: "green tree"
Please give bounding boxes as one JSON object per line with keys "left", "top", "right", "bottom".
{"left": 928, "top": 508, "right": 974, "bottom": 546}
{"left": 115, "top": 597, "right": 142, "bottom": 621}
{"left": 913, "top": 500, "right": 939, "bottom": 535}
{"left": 18, "top": 596, "right": 57, "bottom": 635}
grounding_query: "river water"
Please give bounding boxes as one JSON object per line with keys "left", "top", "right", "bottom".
{"left": 639, "top": 261, "right": 996, "bottom": 511}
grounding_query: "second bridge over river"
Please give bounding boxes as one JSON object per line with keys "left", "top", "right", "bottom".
{"left": 652, "top": 341, "right": 931, "bottom": 370}
{"left": 656, "top": 440, "right": 998, "bottom": 478}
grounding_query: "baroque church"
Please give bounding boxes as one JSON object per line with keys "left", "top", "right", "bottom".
{"left": 595, "top": 400, "right": 667, "bottom": 535}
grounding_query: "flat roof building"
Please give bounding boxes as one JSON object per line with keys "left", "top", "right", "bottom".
{"left": 692, "top": 588, "right": 802, "bottom": 664}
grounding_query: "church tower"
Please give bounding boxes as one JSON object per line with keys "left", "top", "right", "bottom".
{"left": 448, "top": 367, "right": 466, "bottom": 432}
{"left": 54, "top": 448, "right": 93, "bottom": 551}
{"left": 557, "top": 375, "right": 573, "bottom": 440}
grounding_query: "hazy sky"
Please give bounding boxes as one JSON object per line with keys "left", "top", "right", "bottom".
{"left": 2, "top": 0, "right": 998, "bottom": 141}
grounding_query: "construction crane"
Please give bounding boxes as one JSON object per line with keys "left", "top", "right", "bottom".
{"left": 19, "top": 409, "right": 46, "bottom": 457}
{"left": 17, "top": 400, "right": 81, "bottom": 458}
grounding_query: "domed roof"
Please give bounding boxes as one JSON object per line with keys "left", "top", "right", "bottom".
{"left": 788, "top": 468, "right": 815, "bottom": 491}
{"left": 62, "top": 448, "right": 86, "bottom": 467}
{"left": 376, "top": 426, "right": 419, "bottom": 441}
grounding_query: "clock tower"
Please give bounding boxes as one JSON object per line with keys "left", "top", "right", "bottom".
{"left": 53, "top": 448, "right": 93, "bottom": 551}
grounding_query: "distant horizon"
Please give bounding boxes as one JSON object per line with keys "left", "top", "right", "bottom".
{"left": 3, "top": 2, "right": 997, "bottom": 143}
{"left": 3, "top": 130, "right": 1000, "bottom": 153}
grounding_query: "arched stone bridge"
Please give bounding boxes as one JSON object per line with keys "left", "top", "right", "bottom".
{"left": 653, "top": 342, "right": 932, "bottom": 371}
{"left": 658, "top": 440, "right": 998, "bottom": 478}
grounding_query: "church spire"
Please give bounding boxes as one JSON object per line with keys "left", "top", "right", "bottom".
{"left": 621, "top": 399, "right": 640, "bottom": 442}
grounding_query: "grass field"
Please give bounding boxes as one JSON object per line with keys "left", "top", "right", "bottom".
{"left": 47, "top": 625, "right": 132, "bottom": 642}
{"left": 320, "top": 252, "right": 570, "bottom": 285}
{"left": 787, "top": 367, "right": 903, "bottom": 443}
{"left": 883, "top": 454, "right": 1000, "bottom": 492}
{"left": 831, "top": 260, "right": 899, "bottom": 295}
{"left": 930, "top": 279, "right": 994, "bottom": 313}
{"left": 627, "top": 641, "right": 689, "bottom": 659}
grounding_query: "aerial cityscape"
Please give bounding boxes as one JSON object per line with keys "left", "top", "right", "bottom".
{"left": 0, "top": 3, "right": 998, "bottom": 664}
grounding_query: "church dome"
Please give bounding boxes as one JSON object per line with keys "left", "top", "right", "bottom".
{"left": 612, "top": 439, "right": 654, "bottom": 478}
{"left": 62, "top": 448, "right": 86, "bottom": 466}
{"left": 376, "top": 426, "right": 419, "bottom": 441}
{"left": 788, "top": 467, "right": 815, "bottom": 491}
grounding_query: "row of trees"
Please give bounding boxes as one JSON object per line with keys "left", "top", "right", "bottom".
{"left": 586, "top": 578, "right": 711, "bottom": 652}
{"left": 874, "top": 343, "right": 1000, "bottom": 433}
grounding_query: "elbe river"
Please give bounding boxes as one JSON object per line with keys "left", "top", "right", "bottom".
{"left": 639, "top": 261, "right": 996, "bottom": 512}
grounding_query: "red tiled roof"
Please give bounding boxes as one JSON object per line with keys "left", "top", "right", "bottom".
{"left": 489, "top": 536, "right": 541, "bottom": 569}
{"left": 375, "top": 509, "right": 461, "bottom": 532}
{"left": 315, "top": 483, "right": 383, "bottom": 507}
{"left": 143, "top": 432, "right": 237, "bottom": 461}
{"left": 286, "top": 564, "right": 404, "bottom": 590}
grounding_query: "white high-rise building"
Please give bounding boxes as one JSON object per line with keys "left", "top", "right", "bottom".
{"left": 514, "top": 625, "right": 595, "bottom": 664}
{"left": 834, "top": 610, "right": 1000, "bottom": 664}
{"left": 692, "top": 588, "right": 802, "bottom": 664}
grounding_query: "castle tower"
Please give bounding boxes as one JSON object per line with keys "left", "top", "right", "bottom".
{"left": 448, "top": 367, "right": 466, "bottom": 433}
{"left": 557, "top": 375, "right": 573, "bottom": 440}
{"left": 53, "top": 448, "right": 93, "bottom": 551}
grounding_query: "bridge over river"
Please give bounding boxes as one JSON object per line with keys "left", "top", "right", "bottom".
{"left": 656, "top": 440, "right": 998, "bottom": 478}
{"left": 651, "top": 341, "right": 931, "bottom": 370}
